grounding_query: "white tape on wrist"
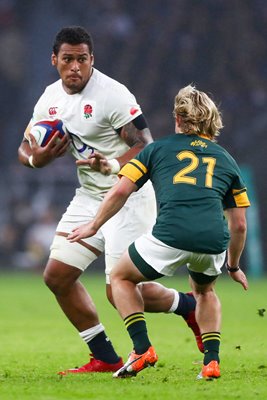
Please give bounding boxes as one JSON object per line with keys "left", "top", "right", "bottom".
{"left": 28, "top": 155, "right": 36, "bottom": 168}
{"left": 108, "top": 159, "right": 120, "bottom": 174}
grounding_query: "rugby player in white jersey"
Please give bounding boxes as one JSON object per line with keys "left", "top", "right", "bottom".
{"left": 18, "top": 26, "right": 202, "bottom": 374}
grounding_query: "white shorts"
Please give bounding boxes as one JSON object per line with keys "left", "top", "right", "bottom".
{"left": 50, "top": 182, "right": 156, "bottom": 281}
{"left": 132, "top": 232, "right": 226, "bottom": 278}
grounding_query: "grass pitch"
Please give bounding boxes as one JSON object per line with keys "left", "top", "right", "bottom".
{"left": 0, "top": 271, "right": 266, "bottom": 400}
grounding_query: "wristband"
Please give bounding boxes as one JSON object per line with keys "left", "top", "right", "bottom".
{"left": 108, "top": 159, "right": 120, "bottom": 174}
{"left": 28, "top": 155, "right": 36, "bottom": 168}
{"left": 226, "top": 262, "right": 240, "bottom": 272}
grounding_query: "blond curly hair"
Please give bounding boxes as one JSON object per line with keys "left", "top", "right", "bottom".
{"left": 173, "top": 84, "right": 223, "bottom": 140}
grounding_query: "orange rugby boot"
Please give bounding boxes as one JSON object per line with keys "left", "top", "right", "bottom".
{"left": 113, "top": 346, "right": 158, "bottom": 378}
{"left": 197, "top": 360, "right": 221, "bottom": 380}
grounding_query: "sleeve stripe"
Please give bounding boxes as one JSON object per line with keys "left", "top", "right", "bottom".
{"left": 232, "top": 188, "right": 247, "bottom": 195}
{"left": 234, "top": 191, "right": 251, "bottom": 207}
{"left": 119, "top": 160, "right": 147, "bottom": 183}
{"left": 129, "top": 159, "right": 147, "bottom": 174}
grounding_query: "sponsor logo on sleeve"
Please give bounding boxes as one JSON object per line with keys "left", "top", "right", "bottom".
{"left": 130, "top": 107, "right": 139, "bottom": 116}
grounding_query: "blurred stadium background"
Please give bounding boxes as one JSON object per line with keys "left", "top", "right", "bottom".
{"left": 0, "top": 0, "right": 266, "bottom": 275}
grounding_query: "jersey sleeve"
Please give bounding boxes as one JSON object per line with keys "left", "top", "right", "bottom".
{"left": 223, "top": 175, "right": 250, "bottom": 209}
{"left": 119, "top": 144, "right": 153, "bottom": 188}
{"left": 104, "top": 84, "right": 142, "bottom": 130}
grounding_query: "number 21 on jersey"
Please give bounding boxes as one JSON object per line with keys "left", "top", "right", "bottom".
{"left": 173, "top": 150, "right": 216, "bottom": 188}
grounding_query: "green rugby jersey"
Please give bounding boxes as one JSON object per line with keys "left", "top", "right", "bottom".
{"left": 119, "top": 133, "right": 250, "bottom": 254}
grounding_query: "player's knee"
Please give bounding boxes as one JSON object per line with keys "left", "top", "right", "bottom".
{"left": 43, "top": 267, "right": 65, "bottom": 294}
{"left": 43, "top": 272, "right": 58, "bottom": 293}
{"left": 194, "top": 287, "right": 217, "bottom": 306}
{"left": 109, "top": 268, "right": 122, "bottom": 289}
{"left": 138, "top": 281, "right": 160, "bottom": 298}
{"left": 43, "top": 260, "right": 80, "bottom": 295}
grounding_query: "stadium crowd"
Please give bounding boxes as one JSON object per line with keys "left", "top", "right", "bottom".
{"left": 0, "top": 0, "right": 266, "bottom": 269}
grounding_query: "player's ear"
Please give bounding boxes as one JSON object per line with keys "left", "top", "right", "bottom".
{"left": 175, "top": 115, "right": 182, "bottom": 133}
{"left": 91, "top": 53, "right": 94, "bottom": 66}
{"left": 51, "top": 53, "right": 57, "bottom": 66}
{"left": 176, "top": 115, "right": 183, "bottom": 126}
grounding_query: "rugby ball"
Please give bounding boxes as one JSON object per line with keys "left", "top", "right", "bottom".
{"left": 29, "top": 119, "right": 67, "bottom": 147}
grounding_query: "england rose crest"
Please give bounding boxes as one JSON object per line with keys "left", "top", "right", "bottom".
{"left": 84, "top": 104, "right": 93, "bottom": 119}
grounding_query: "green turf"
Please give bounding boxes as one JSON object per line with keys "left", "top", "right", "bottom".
{"left": 0, "top": 271, "right": 266, "bottom": 400}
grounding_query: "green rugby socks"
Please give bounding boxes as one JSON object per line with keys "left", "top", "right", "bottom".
{"left": 124, "top": 312, "right": 151, "bottom": 354}
{"left": 202, "top": 332, "right": 221, "bottom": 365}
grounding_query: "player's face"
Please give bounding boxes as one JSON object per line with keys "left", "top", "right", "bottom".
{"left": 51, "top": 43, "right": 94, "bottom": 94}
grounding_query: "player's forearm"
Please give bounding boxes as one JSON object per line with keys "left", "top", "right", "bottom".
{"left": 225, "top": 207, "right": 247, "bottom": 267}
{"left": 18, "top": 140, "right": 33, "bottom": 168}
{"left": 227, "top": 229, "right": 247, "bottom": 267}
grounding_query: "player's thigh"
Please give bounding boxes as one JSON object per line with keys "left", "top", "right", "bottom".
{"left": 111, "top": 251, "right": 147, "bottom": 284}
{"left": 50, "top": 188, "right": 105, "bottom": 270}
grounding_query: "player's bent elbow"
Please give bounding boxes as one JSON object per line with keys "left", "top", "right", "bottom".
{"left": 236, "top": 218, "right": 247, "bottom": 233}
{"left": 231, "top": 220, "right": 247, "bottom": 236}
{"left": 17, "top": 147, "right": 28, "bottom": 167}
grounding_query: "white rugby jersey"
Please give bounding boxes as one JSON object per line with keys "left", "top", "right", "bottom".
{"left": 26, "top": 68, "right": 142, "bottom": 197}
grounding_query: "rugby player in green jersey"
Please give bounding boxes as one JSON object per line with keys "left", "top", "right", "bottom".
{"left": 67, "top": 84, "right": 250, "bottom": 380}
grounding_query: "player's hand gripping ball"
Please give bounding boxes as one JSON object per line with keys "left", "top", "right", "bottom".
{"left": 29, "top": 119, "right": 67, "bottom": 147}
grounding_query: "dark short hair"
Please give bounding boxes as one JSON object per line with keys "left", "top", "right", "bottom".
{"left": 52, "top": 26, "right": 94, "bottom": 55}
